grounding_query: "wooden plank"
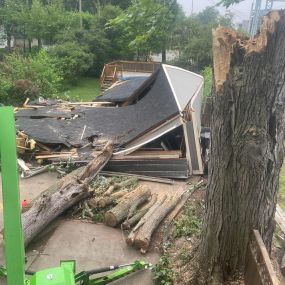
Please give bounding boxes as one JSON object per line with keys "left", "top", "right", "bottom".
{"left": 245, "top": 230, "right": 280, "bottom": 285}
{"left": 113, "top": 150, "right": 182, "bottom": 160}
{"left": 108, "top": 158, "right": 188, "bottom": 165}
{"left": 35, "top": 154, "right": 78, "bottom": 159}
{"left": 104, "top": 169, "right": 188, "bottom": 178}
{"left": 100, "top": 171, "right": 174, "bottom": 184}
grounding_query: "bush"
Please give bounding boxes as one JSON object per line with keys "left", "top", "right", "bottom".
{"left": 0, "top": 50, "right": 62, "bottom": 105}
{"left": 201, "top": 66, "right": 212, "bottom": 100}
{"left": 48, "top": 42, "right": 94, "bottom": 82}
{"left": 152, "top": 254, "right": 175, "bottom": 285}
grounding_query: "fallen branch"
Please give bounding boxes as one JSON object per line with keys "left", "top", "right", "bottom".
{"left": 21, "top": 142, "right": 113, "bottom": 246}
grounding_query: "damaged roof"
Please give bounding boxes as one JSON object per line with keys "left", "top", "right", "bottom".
{"left": 16, "top": 67, "right": 179, "bottom": 147}
{"left": 95, "top": 75, "right": 153, "bottom": 103}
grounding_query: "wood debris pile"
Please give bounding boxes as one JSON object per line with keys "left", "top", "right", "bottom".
{"left": 69, "top": 174, "right": 186, "bottom": 253}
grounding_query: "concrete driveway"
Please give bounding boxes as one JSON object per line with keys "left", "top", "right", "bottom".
{"left": 0, "top": 172, "right": 159, "bottom": 284}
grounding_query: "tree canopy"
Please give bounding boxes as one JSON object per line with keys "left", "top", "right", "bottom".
{"left": 0, "top": 0, "right": 235, "bottom": 103}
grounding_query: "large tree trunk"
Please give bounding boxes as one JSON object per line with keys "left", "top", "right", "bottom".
{"left": 196, "top": 11, "right": 285, "bottom": 283}
{"left": 22, "top": 142, "right": 113, "bottom": 246}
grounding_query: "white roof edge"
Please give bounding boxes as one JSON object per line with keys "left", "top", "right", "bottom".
{"left": 162, "top": 64, "right": 204, "bottom": 80}
{"left": 113, "top": 116, "right": 182, "bottom": 156}
{"left": 162, "top": 64, "right": 204, "bottom": 113}
{"left": 162, "top": 64, "right": 183, "bottom": 112}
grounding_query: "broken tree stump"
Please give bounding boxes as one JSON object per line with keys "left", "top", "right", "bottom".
{"left": 21, "top": 142, "right": 113, "bottom": 246}
{"left": 127, "top": 187, "right": 184, "bottom": 252}
{"left": 104, "top": 185, "right": 151, "bottom": 227}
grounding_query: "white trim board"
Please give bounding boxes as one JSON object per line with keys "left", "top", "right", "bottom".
{"left": 113, "top": 116, "right": 182, "bottom": 156}
{"left": 162, "top": 64, "right": 204, "bottom": 113}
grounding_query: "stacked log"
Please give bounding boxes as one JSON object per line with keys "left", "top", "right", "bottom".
{"left": 126, "top": 187, "right": 184, "bottom": 252}
{"left": 104, "top": 185, "right": 151, "bottom": 227}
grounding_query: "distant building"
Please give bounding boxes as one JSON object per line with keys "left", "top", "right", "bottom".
{"left": 151, "top": 50, "right": 180, "bottom": 62}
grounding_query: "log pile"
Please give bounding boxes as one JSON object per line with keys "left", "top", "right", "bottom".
{"left": 20, "top": 143, "right": 187, "bottom": 251}
{"left": 80, "top": 175, "right": 186, "bottom": 252}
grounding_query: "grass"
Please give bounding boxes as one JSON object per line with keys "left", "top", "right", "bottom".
{"left": 61, "top": 77, "right": 101, "bottom": 102}
{"left": 279, "top": 161, "right": 285, "bottom": 211}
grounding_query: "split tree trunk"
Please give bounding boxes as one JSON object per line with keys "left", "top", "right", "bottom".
{"left": 22, "top": 142, "right": 113, "bottom": 246}
{"left": 196, "top": 11, "right": 285, "bottom": 283}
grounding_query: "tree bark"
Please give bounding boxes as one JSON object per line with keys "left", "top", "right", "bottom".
{"left": 197, "top": 11, "right": 285, "bottom": 283}
{"left": 22, "top": 142, "right": 113, "bottom": 246}
{"left": 97, "top": 188, "right": 130, "bottom": 208}
{"left": 122, "top": 194, "right": 158, "bottom": 230}
{"left": 104, "top": 185, "right": 151, "bottom": 227}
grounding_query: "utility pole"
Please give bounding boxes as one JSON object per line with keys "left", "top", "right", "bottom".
{"left": 79, "top": 0, "right": 82, "bottom": 28}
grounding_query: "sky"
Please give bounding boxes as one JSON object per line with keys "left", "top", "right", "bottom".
{"left": 177, "top": 0, "right": 285, "bottom": 23}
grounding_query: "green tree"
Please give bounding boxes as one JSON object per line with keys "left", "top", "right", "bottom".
{"left": 171, "top": 7, "right": 233, "bottom": 71}
{"left": 109, "top": 0, "right": 181, "bottom": 61}
{"left": 0, "top": 0, "right": 27, "bottom": 50}
{"left": 218, "top": 0, "right": 244, "bottom": 7}
{"left": 24, "top": 0, "right": 79, "bottom": 48}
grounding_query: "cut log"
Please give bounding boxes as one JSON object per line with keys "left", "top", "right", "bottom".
{"left": 21, "top": 142, "right": 113, "bottom": 246}
{"left": 122, "top": 194, "right": 158, "bottom": 230}
{"left": 126, "top": 194, "right": 167, "bottom": 245}
{"left": 97, "top": 189, "right": 130, "bottom": 208}
{"left": 104, "top": 178, "right": 138, "bottom": 196}
{"left": 128, "top": 187, "right": 184, "bottom": 252}
{"left": 104, "top": 185, "right": 151, "bottom": 227}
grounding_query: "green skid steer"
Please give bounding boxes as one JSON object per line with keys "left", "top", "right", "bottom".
{"left": 0, "top": 106, "right": 151, "bottom": 285}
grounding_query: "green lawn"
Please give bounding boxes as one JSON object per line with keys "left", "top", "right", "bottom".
{"left": 61, "top": 77, "right": 101, "bottom": 102}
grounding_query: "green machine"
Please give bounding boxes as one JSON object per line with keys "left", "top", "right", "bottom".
{"left": 0, "top": 107, "right": 151, "bottom": 285}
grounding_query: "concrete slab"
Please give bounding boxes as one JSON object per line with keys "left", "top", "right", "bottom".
{"left": 0, "top": 172, "right": 59, "bottom": 227}
{"left": 27, "top": 220, "right": 159, "bottom": 284}
{"left": 0, "top": 172, "right": 160, "bottom": 284}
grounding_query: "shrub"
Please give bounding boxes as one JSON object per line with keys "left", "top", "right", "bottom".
{"left": 48, "top": 42, "right": 94, "bottom": 82}
{"left": 152, "top": 254, "right": 175, "bottom": 285}
{"left": 201, "top": 66, "right": 212, "bottom": 100}
{"left": 0, "top": 50, "right": 62, "bottom": 105}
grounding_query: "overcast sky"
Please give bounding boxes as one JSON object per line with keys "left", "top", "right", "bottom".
{"left": 177, "top": 0, "right": 285, "bottom": 23}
